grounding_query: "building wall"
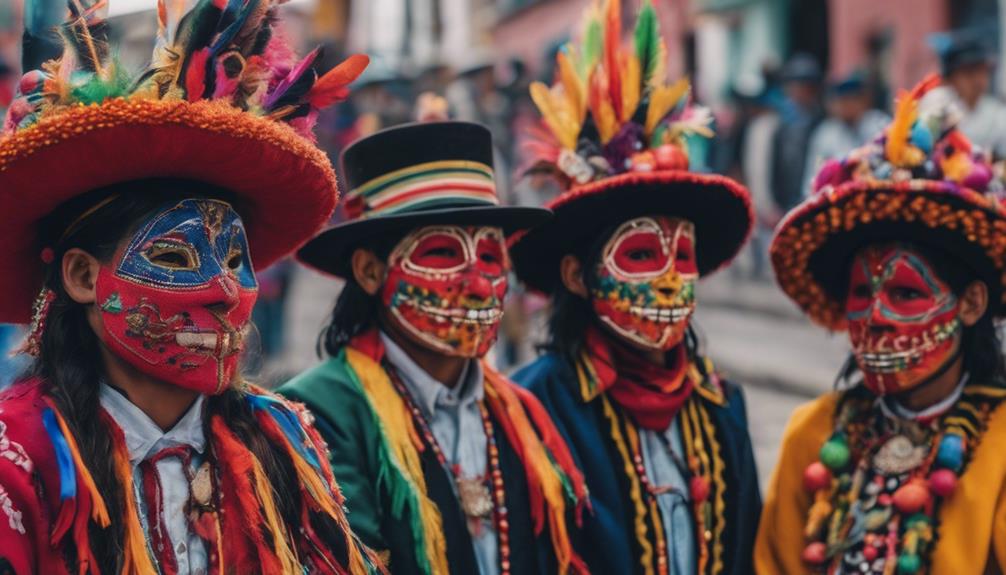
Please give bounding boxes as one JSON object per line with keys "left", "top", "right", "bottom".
{"left": 829, "top": 0, "right": 947, "bottom": 90}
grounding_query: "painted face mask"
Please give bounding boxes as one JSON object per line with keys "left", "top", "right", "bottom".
{"left": 845, "top": 244, "right": 962, "bottom": 395}
{"left": 590, "top": 216, "right": 697, "bottom": 351}
{"left": 94, "top": 199, "right": 258, "bottom": 395}
{"left": 382, "top": 225, "right": 508, "bottom": 358}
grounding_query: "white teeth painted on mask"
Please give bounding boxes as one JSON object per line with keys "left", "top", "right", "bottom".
{"left": 176, "top": 332, "right": 219, "bottom": 349}
{"left": 627, "top": 306, "right": 691, "bottom": 323}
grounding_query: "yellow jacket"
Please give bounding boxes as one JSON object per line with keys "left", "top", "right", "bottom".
{"left": 755, "top": 392, "right": 1006, "bottom": 574}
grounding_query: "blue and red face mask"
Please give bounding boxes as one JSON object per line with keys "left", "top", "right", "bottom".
{"left": 94, "top": 199, "right": 258, "bottom": 394}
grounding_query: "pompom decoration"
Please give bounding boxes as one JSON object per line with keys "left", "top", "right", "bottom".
{"left": 802, "top": 462, "right": 832, "bottom": 492}
{"left": 897, "top": 553, "right": 922, "bottom": 574}
{"left": 892, "top": 480, "right": 930, "bottom": 514}
{"left": 819, "top": 436, "right": 851, "bottom": 471}
{"left": 935, "top": 434, "right": 965, "bottom": 472}
{"left": 690, "top": 476, "right": 710, "bottom": 503}
{"left": 928, "top": 468, "right": 958, "bottom": 497}
{"left": 801, "top": 542, "right": 827, "bottom": 566}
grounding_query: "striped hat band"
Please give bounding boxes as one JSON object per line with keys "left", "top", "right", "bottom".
{"left": 343, "top": 159, "right": 498, "bottom": 220}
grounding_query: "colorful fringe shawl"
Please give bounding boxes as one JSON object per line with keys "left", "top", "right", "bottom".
{"left": 39, "top": 383, "right": 383, "bottom": 575}
{"left": 342, "top": 330, "right": 588, "bottom": 575}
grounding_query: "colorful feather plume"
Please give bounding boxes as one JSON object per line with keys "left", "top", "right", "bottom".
{"left": 886, "top": 73, "right": 941, "bottom": 168}
{"left": 634, "top": 0, "right": 660, "bottom": 83}
{"left": 525, "top": 0, "right": 714, "bottom": 184}
{"left": 9, "top": 0, "right": 367, "bottom": 140}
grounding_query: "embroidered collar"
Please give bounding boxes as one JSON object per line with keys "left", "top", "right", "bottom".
{"left": 99, "top": 383, "right": 206, "bottom": 466}
{"left": 380, "top": 331, "right": 485, "bottom": 419}
{"left": 879, "top": 373, "right": 969, "bottom": 423}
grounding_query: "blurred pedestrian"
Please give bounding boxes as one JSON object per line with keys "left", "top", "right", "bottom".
{"left": 512, "top": 4, "right": 761, "bottom": 573}
{"left": 758, "top": 77, "right": 1006, "bottom": 574}
{"left": 281, "top": 122, "right": 588, "bottom": 575}
{"left": 928, "top": 35, "right": 1006, "bottom": 158}
{"left": 771, "top": 53, "right": 825, "bottom": 210}
{"left": 0, "top": 59, "right": 13, "bottom": 118}
{"left": 803, "top": 71, "right": 889, "bottom": 196}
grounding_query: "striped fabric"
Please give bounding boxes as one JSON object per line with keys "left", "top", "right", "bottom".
{"left": 345, "top": 160, "right": 498, "bottom": 219}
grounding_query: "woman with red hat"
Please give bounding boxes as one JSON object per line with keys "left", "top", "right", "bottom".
{"left": 510, "top": 2, "right": 761, "bottom": 574}
{"left": 756, "top": 75, "right": 1006, "bottom": 574}
{"left": 0, "top": 1, "right": 382, "bottom": 573}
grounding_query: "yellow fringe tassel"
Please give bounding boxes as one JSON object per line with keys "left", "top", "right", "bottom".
{"left": 483, "top": 370, "right": 575, "bottom": 573}
{"left": 601, "top": 395, "right": 655, "bottom": 575}
{"left": 49, "top": 406, "right": 110, "bottom": 528}
{"left": 248, "top": 454, "right": 302, "bottom": 574}
{"left": 345, "top": 347, "right": 450, "bottom": 575}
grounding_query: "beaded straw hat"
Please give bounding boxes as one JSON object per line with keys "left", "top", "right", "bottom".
{"left": 297, "top": 120, "right": 551, "bottom": 278}
{"left": 508, "top": 0, "right": 753, "bottom": 294}
{"left": 771, "top": 74, "right": 1006, "bottom": 330}
{"left": 0, "top": 0, "right": 369, "bottom": 324}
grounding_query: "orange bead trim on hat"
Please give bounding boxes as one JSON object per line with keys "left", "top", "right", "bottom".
{"left": 771, "top": 181, "right": 1006, "bottom": 330}
{"left": 0, "top": 98, "right": 335, "bottom": 186}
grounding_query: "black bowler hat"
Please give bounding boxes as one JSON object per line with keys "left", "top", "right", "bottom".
{"left": 297, "top": 121, "right": 551, "bottom": 277}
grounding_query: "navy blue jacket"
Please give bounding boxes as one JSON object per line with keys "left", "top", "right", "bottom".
{"left": 514, "top": 352, "right": 761, "bottom": 575}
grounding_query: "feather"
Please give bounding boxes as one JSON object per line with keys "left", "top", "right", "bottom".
{"left": 620, "top": 52, "right": 641, "bottom": 122}
{"left": 185, "top": 47, "right": 212, "bottom": 101}
{"left": 531, "top": 81, "right": 579, "bottom": 150}
{"left": 172, "top": 0, "right": 224, "bottom": 86}
{"left": 71, "top": 62, "right": 131, "bottom": 104}
{"left": 649, "top": 40, "right": 667, "bottom": 89}
{"left": 634, "top": 0, "right": 660, "bottom": 83}
{"left": 579, "top": 5, "right": 603, "bottom": 79}
{"left": 63, "top": 0, "right": 110, "bottom": 75}
{"left": 210, "top": 0, "right": 260, "bottom": 56}
{"left": 557, "top": 50, "right": 586, "bottom": 123}
{"left": 306, "top": 53, "right": 369, "bottom": 108}
{"left": 604, "top": 0, "right": 623, "bottom": 121}
{"left": 668, "top": 105, "right": 714, "bottom": 139}
{"left": 645, "top": 76, "right": 689, "bottom": 135}
{"left": 589, "top": 70, "right": 618, "bottom": 144}
{"left": 886, "top": 89, "right": 917, "bottom": 167}
{"left": 212, "top": 51, "right": 245, "bottom": 99}
{"left": 263, "top": 46, "right": 319, "bottom": 109}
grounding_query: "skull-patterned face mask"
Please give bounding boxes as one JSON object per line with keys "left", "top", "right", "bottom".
{"left": 381, "top": 225, "right": 509, "bottom": 358}
{"left": 590, "top": 216, "right": 697, "bottom": 352}
{"left": 845, "top": 244, "right": 963, "bottom": 395}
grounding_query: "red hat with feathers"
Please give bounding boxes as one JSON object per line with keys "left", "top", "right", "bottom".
{"left": 509, "top": 0, "right": 752, "bottom": 295}
{"left": 0, "top": 0, "right": 368, "bottom": 323}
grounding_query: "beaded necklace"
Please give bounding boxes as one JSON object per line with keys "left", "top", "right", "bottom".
{"left": 801, "top": 381, "right": 1006, "bottom": 574}
{"left": 385, "top": 365, "right": 512, "bottom": 575}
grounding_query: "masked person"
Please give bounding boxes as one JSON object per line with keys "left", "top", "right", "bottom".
{"left": 509, "top": 2, "right": 761, "bottom": 573}
{"left": 279, "top": 121, "right": 589, "bottom": 575}
{"left": 0, "top": 1, "right": 383, "bottom": 573}
{"left": 756, "top": 75, "right": 1006, "bottom": 574}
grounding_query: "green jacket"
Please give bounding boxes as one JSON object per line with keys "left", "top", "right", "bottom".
{"left": 279, "top": 349, "right": 566, "bottom": 575}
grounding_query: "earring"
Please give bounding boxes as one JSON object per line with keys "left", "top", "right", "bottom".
{"left": 15, "top": 288, "right": 56, "bottom": 357}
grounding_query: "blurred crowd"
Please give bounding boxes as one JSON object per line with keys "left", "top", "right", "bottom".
{"left": 2, "top": 4, "right": 1006, "bottom": 383}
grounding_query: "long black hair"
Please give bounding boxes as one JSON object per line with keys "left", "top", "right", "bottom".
{"left": 318, "top": 233, "right": 403, "bottom": 357}
{"left": 543, "top": 221, "right": 708, "bottom": 369}
{"left": 835, "top": 241, "right": 1006, "bottom": 389}
{"left": 24, "top": 179, "right": 320, "bottom": 571}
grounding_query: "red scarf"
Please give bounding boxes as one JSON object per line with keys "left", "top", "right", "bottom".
{"left": 582, "top": 327, "right": 695, "bottom": 431}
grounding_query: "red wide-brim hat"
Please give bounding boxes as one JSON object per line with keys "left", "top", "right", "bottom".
{"left": 0, "top": 99, "right": 338, "bottom": 324}
{"left": 510, "top": 170, "right": 753, "bottom": 295}
{"left": 770, "top": 178, "right": 1006, "bottom": 330}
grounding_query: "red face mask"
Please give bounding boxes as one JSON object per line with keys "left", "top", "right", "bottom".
{"left": 382, "top": 225, "right": 509, "bottom": 358}
{"left": 845, "top": 244, "right": 962, "bottom": 395}
{"left": 591, "top": 216, "right": 697, "bottom": 352}
{"left": 94, "top": 199, "right": 258, "bottom": 395}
